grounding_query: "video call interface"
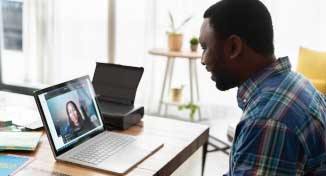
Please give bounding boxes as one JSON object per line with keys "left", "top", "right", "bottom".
{"left": 39, "top": 79, "right": 103, "bottom": 151}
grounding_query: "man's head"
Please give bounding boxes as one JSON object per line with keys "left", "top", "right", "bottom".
{"left": 200, "top": 0, "right": 275, "bottom": 90}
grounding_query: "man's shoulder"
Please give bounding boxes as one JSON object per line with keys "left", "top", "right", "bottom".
{"left": 244, "top": 71, "right": 326, "bottom": 130}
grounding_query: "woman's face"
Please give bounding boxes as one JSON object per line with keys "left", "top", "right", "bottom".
{"left": 67, "top": 103, "right": 79, "bottom": 126}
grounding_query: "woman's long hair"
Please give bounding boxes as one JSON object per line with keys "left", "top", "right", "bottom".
{"left": 66, "top": 101, "right": 83, "bottom": 128}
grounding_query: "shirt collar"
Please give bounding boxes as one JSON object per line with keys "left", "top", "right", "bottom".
{"left": 237, "top": 57, "right": 292, "bottom": 110}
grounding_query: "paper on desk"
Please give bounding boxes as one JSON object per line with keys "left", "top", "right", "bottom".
{"left": 0, "top": 132, "right": 42, "bottom": 151}
{"left": 0, "top": 106, "right": 41, "bottom": 128}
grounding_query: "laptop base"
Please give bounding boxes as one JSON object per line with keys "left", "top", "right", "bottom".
{"left": 57, "top": 131, "right": 163, "bottom": 175}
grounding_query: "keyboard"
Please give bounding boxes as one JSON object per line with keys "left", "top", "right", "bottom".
{"left": 69, "top": 133, "right": 135, "bottom": 165}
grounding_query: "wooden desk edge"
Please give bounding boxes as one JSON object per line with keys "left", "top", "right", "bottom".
{"left": 153, "top": 127, "right": 209, "bottom": 176}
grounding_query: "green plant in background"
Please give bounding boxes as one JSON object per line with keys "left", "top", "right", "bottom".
{"left": 167, "top": 11, "right": 192, "bottom": 34}
{"left": 190, "top": 37, "right": 199, "bottom": 45}
{"left": 178, "top": 102, "right": 199, "bottom": 122}
{"left": 189, "top": 36, "right": 199, "bottom": 52}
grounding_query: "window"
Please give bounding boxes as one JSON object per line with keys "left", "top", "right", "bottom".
{"left": 2, "top": 0, "right": 22, "bottom": 51}
{"left": 0, "top": 0, "right": 35, "bottom": 94}
{"left": 0, "top": 0, "right": 108, "bottom": 95}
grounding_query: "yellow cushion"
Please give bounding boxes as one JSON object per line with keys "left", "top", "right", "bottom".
{"left": 310, "top": 79, "right": 326, "bottom": 95}
{"left": 296, "top": 47, "right": 326, "bottom": 95}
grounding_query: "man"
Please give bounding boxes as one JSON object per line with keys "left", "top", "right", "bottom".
{"left": 199, "top": 0, "right": 326, "bottom": 175}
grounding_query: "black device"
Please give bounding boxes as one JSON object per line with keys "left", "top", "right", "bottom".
{"left": 92, "top": 63, "right": 144, "bottom": 130}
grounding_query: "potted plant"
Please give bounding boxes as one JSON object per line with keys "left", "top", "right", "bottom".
{"left": 167, "top": 11, "right": 192, "bottom": 51}
{"left": 170, "top": 85, "right": 184, "bottom": 102}
{"left": 178, "top": 102, "right": 199, "bottom": 122}
{"left": 190, "top": 37, "right": 199, "bottom": 52}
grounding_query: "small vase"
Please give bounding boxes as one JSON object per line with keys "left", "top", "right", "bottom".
{"left": 171, "top": 88, "right": 182, "bottom": 102}
{"left": 168, "top": 33, "right": 183, "bottom": 51}
{"left": 190, "top": 44, "right": 198, "bottom": 52}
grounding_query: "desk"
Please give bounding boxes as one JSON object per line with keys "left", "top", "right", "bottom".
{"left": 148, "top": 48, "right": 202, "bottom": 120}
{"left": 8, "top": 115, "right": 209, "bottom": 176}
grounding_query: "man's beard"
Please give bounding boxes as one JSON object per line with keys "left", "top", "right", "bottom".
{"left": 212, "top": 68, "right": 238, "bottom": 91}
{"left": 211, "top": 52, "right": 239, "bottom": 91}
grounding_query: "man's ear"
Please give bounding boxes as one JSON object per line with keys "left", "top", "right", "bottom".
{"left": 226, "top": 35, "right": 242, "bottom": 59}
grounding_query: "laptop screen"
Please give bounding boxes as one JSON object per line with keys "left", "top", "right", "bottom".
{"left": 36, "top": 76, "right": 104, "bottom": 153}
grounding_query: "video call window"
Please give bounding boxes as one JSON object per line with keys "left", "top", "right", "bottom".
{"left": 45, "top": 84, "right": 100, "bottom": 144}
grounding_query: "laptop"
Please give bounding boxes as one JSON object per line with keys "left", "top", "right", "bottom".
{"left": 33, "top": 75, "right": 163, "bottom": 175}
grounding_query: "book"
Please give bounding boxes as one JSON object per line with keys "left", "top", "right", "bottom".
{"left": 0, "top": 132, "right": 42, "bottom": 151}
{"left": 0, "top": 155, "right": 33, "bottom": 176}
{"left": 0, "top": 119, "right": 12, "bottom": 127}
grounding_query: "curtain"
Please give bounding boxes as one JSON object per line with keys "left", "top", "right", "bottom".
{"left": 24, "top": 0, "right": 54, "bottom": 84}
{"left": 23, "top": 0, "right": 108, "bottom": 85}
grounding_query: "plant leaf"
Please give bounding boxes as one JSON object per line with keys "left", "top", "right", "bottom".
{"left": 168, "top": 11, "right": 176, "bottom": 33}
{"left": 190, "top": 108, "right": 195, "bottom": 121}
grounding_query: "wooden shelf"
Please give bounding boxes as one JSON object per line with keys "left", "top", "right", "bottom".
{"left": 148, "top": 48, "right": 202, "bottom": 59}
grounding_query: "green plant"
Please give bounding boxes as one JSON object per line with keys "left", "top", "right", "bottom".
{"left": 190, "top": 37, "right": 199, "bottom": 45}
{"left": 167, "top": 11, "right": 192, "bottom": 34}
{"left": 178, "top": 102, "right": 199, "bottom": 121}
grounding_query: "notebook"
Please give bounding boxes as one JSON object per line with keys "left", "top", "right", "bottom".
{"left": 0, "top": 119, "right": 12, "bottom": 127}
{"left": 0, "top": 155, "right": 33, "bottom": 176}
{"left": 0, "top": 132, "right": 42, "bottom": 151}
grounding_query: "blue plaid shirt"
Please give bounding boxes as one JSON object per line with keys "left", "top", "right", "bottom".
{"left": 228, "top": 57, "right": 326, "bottom": 175}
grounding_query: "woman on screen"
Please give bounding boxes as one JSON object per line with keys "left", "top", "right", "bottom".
{"left": 66, "top": 101, "right": 84, "bottom": 128}
{"left": 62, "top": 101, "right": 87, "bottom": 143}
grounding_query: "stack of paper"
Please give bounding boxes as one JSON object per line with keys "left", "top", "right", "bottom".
{"left": 0, "top": 132, "right": 42, "bottom": 151}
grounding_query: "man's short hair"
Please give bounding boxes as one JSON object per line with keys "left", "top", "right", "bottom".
{"left": 204, "top": 0, "right": 274, "bottom": 56}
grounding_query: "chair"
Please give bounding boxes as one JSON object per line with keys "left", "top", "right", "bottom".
{"left": 296, "top": 47, "right": 326, "bottom": 95}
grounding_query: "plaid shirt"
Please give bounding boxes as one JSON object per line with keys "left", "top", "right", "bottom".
{"left": 228, "top": 57, "right": 326, "bottom": 175}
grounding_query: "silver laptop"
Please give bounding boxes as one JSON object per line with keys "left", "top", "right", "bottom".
{"left": 34, "top": 76, "right": 163, "bottom": 175}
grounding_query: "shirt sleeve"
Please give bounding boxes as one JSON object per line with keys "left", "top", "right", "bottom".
{"left": 230, "top": 119, "right": 305, "bottom": 176}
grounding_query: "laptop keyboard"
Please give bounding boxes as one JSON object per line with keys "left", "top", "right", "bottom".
{"left": 69, "top": 133, "right": 135, "bottom": 165}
